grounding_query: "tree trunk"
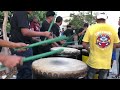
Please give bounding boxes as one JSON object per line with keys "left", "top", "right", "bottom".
{"left": 1, "top": 11, "right": 11, "bottom": 76}
{"left": 2, "top": 11, "right": 9, "bottom": 55}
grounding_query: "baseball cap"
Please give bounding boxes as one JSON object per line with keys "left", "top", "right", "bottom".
{"left": 97, "top": 13, "right": 108, "bottom": 20}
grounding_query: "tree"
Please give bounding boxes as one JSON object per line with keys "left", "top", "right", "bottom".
{"left": 29, "top": 11, "right": 46, "bottom": 23}
{"left": 0, "top": 11, "right": 12, "bottom": 32}
{"left": 64, "top": 11, "right": 98, "bottom": 29}
{"left": 0, "top": 11, "right": 47, "bottom": 32}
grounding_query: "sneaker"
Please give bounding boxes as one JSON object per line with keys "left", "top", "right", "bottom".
{"left": 112, "top": 74, "right": 120, "bottom": 79}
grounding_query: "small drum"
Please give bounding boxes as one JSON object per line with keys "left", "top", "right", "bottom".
{"left": 51, "top": 47, "right": 80, "bottom": 59}
{"left": 82, "top": 49, "right": 89, "bottom": 63}
{"left": 32, "top": 57, "right": 87, "bottom": 79}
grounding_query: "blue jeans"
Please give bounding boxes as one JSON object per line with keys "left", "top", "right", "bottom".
{"left": 11, "top": 48, "right": 33, "bottom": 79}
{"left": 86, "top": 66, "right": 109, "bottom": 79}
{"left": 116, "top": 48, "right": 120, "bottom": 74}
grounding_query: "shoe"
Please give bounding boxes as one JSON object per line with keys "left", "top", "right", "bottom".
{"left": 112, "top": 74, "right": 120, "bottom": 79}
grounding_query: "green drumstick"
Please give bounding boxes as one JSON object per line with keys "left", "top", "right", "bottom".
{"left": 0, "top": 48, "right": 64, "bottom": 69}
{"left": 14, "top": 36, "right": 68, "bottom": 51}
{"left": 22, "top": 48, "right": 63, "bottom": 62}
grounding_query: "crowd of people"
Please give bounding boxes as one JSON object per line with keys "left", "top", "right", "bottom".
{"left": 0, "top": 11, "right": 120, "bottom": 79}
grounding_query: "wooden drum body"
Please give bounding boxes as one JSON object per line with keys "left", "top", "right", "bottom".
{"left": 32, "top": 57, "right": 87, "bottom": 79}
{"left": 67, "top": 45, "right": 84, "bottom": 60}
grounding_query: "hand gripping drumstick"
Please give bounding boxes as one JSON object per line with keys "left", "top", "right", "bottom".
{"left": 14, "top": 36, "right": 68, "bottom": 51}
{"left": 0, "top": 48, "right": 64, "bottom": 69}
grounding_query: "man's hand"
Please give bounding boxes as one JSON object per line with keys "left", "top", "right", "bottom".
{"left": 60, "top": 40, "right": 65, "bottom": 44}
{"left": 52, "top": 42, "right": 60, "bottom": 47}
{"left": 14, "top": 43, "right": 28, "bottom": 48}
{"left": 13, "top": 43, "right": 29, "bottom": 52}
{"left": 44, "top": 31, "right": 52, "bottom": 38}
{"left": 2, "top": 55, "right": 23, "bottom": 68}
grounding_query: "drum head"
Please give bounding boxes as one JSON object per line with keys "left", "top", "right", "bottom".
{"left": 67, "top": 45, "right": 83, "bottom": 49}
{"left": 32, "top": 57, "right": 87, "bottom": 79}
{"left": 51, "top": 47, "right": 80, "bottom": 55}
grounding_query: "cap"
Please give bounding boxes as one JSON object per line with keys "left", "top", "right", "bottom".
{"left": 97, "top": 13, "right": 108, "bottom": 20}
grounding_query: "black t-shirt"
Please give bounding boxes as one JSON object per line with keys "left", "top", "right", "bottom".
{"left": 51, "top": 23, "right": 60, "bottom": 37}
{"left": 10, "top": 11, "right": 32, "bottom": 44}
{"left": 40, "top": 20, "right": 51, "bottom": 52}
{"left": 63, "top": 29, "right": 74, "bottom": 44}
{"left": 118, "top": 27, "right": 120, "bottom": 39}
{"left": 78, "top": 28, "right": 84, "bottom": 33}
{"left": 40, "top": 20, "right": 50, "bottom": 41}
{"left": 78, "top": 28, "right": 85, "bottom": 44}
{"left": 51, "top": 23, "right": 61, "bottom": 45}
{"left": 63, "top": 29, "right": 74, "bottom": 37}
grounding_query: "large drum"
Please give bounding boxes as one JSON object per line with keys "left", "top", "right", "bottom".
{"left": 67, "top": 45, "right": 84, "bottom": 60}
{"left": 32, "top": 57, "right": 87, "bottom": 79}
{"left": 51, "top": 47, "right": 80, "bottom": 59}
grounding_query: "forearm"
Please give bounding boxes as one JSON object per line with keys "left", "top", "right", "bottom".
{"left": 0, "top": 39, "right": 17, "bottom": 48}
{"left": 0, "top": 54, "right": 7, "bottom": 63}
{"left": 78, "top": 32, "right": 82, "bottom": 36}
{"left": 21, "top": 28, "right": 47, "bottom": 37}
{"left": 24, "top": 30, "right": 46, "bottom": 37}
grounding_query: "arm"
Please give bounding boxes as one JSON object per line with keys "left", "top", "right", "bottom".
{"left": 78, "top": 30, "right": 86, "bottom": 36}
{"left": 0, "top": 39, "right": 27, "bottom": 48}
{"left": 78, "top": 28, "right": 84, "bottom": 36}
{"left": 16, "top": 12, "right": 51, "bottom": 38}
{"left": 0, "top": 54, "right": 22, "bottom": 68}
{"left": 21, "top": 28, "right": 51, "bottom": 38}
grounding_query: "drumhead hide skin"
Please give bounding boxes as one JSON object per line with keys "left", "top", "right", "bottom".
{"left": 51, "top": 47, "right": 80, "bottom": 55}
{"left": 32, "top": 57, "right": 87, "bottom": 79}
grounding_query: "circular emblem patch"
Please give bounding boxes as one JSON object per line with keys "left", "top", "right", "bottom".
{"left": 96, "top": 34, "right": 111, "bottom": 48}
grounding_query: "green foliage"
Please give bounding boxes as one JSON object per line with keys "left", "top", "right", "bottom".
{"left": 0, "top": 11, "right": 46, "bottom": 32}
{"left": 64, "top": 11, "right": 97, "bottom": 29}
{"left": 29, "top": 11, "right": 46, "bottom": 22}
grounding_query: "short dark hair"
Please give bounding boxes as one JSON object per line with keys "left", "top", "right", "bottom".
{"left": 46, "top": 11, "right": 55, "bottom": 17}
{"left": 83, "top": 23, "right": 89, "bottom": 27}
{"left": 56, "top": 16, "right": 63, "bottom": 23}
{"left": 67, "top": 25, "right": 71, "bottom": 28}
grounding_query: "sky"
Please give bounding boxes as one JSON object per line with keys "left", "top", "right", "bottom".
{"left": 56, "top": 11, "right": 120, "bottom": 31}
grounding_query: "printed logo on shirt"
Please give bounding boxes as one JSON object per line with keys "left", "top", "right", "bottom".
{"left": 96, "top": 32, "right": 111, "bottom": 49}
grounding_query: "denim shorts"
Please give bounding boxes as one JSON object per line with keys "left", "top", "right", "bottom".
{"left": 86, "top": 66, "right": 109, "bottom": 79}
